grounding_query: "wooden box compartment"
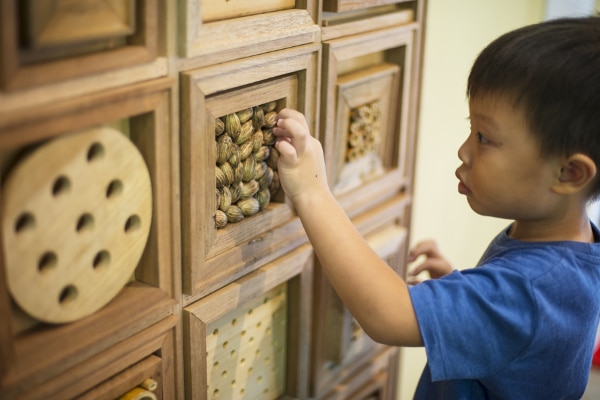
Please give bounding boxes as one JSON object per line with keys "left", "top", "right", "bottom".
{"left": 0, "top": 0, "right": 159, "bottom": 91}
{"left": 311, "top": 194, "right": 409, "bottom": 397}
{"left": 319, "top": 347, "right": 399, "bottom": 400}
{"left": 180, "top": 44, "right": 319, "bottom": 301}
{"left": 321, "top": 2, "right": 418, "bottom": 42}
{"left": 184, "top": 244, "right": 313, "bottom": 400}
{"left": 178, "top": 0, "right": 319, "bottom": 68}
{"left": 320, "top": 26, "right": 417, "bottom": 218}
{"left": 2, "top": 316, "right": 178, "bottom": 400}
{"left": 0, "top": 78, "right": 180, "bottom": 394}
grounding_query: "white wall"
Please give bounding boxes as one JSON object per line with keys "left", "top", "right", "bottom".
{"left": 398, "top": 1, "right": 545, "bottom": 398}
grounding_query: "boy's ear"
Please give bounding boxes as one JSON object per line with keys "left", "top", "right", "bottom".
{"left": 553, "top": 153, "right": 597, "bottom": 195}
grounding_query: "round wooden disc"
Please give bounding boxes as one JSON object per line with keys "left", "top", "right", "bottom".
{"left": 2, "top": 126, "right": 152, "bottom": 323}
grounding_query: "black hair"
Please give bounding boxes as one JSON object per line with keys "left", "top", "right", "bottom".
{"left": 467, "top": 16, "right": 600, "bottom": 200}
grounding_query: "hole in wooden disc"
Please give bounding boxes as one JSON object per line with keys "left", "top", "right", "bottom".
{"left": 52, "top": 175, "right": 71, "bottom": 197}
{"left": 58, "top": 285, "right": 78, "bottom": 306}
{"left": 106, "top": 179, "right": 123, "bottom": 198}
{"left": 124, "top": 215, "right": 141, "bottom": 233}
{"left": 76, "top": 213, "right": 94, "bottom": 233}
{"left": 15, "top": 212, "right": 35, "bottom": 233}
{"left": 38, "top": 251, "right": 57, "bottom": 273}
{"left": 87, "top": 142, "right": 105, "bottom": 162}
{"left": 93, "top": 250, "right": 110, "bottom": 270}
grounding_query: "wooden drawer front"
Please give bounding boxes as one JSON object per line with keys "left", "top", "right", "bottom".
{"left": 321, "top": 26, "right": 416, "bottom": 218}
{"left": 1, "top": 316, "right": 177, "bottom": 400}
{"left": 320, "top": 347, "right": 398, "bottom": 400}
{"left": 312, "top": 195, "right": 409, "bottom": 396}
{"left": 178, "top": 0, "right": 318, "bottom": 66}
{"left": 0, "top": 0, "right": 159, "bottom": 91}
{"left": 0, "top": 79, "right": 180, "bottom": 390}
{"left": 180, "top": 44, "right": 319, "bottom": 300}
{"left": 184, "top": 244, "right": 313, "bottom": 400}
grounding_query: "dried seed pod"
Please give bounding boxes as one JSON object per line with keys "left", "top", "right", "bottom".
{"left": 219, "top": 186, "right": 232, "bottom": 212}
{"left": 237, "top": 197, "right": 260, "bottom": 217}
{"left": 252, "top": 106, "right": 264, "bottom": 131}
{"left": 215, "top": 118, "right": 225, "bottom": 136}
{"left": 216, "top": 189, "right": 221, "bottom": 207}
{"left": 263, "top": 128, "right": 276, "bottom": 146}
{"left": 254, "top": 146, "right": 270, "bottom": 162}
{"left": 239, "top": 141, "right": 254, "bottom": 160}
{"left": 215, "top": 210, "right": 228, "bottom": 228}
{"left": 226, "top": 205, "right": 244, "bottom": 223}
{"left": 236, "top": 120, "right": 254, "bottom": 145}
{"left": 254, "top": 161, "right": 268, "bottom": 180}
{"left": 236, "top": 108, "right": 253, "bottom": 123}
{"left": 257, "top": 188, "right": 270, "bottom": 210}
{"left": 225, "top": 113, "right": 241, "bottom": 141}
{"left": 269, "top": 170, "right": 280, "bottom": 194}
{"left": 228, "top": 143, "right": 241, "bottom": 167}
{"left": 257, "top": 166, "right": 274, "bottom": 189}
{"left": 216, "top": 165, "right": 226, "bottom": 188}
{"left": 241, "top": 180, "right": 260, "bottom": 198}
{"left": 220, "top": 161, "right": 235, "bottom": 186}
{"left": 267, "top": 146, "right": 279, "bottom": 170}
{"left": 234, "top": 161, "right": 244, "bottom": 183}
{"left": 252, "top": 129, "right": 264, "bottom": 152}
{"left": 230, "top": 181, "right": 243, "bottom": 203}
{"left": 263, "top": 111, "right": 277, "bottom": 128}
{"left": 242, "top": 154, "right": 256, "bottom": 182}
{"left": 216, "top": 135, "right": 232, "bottom": 165}
{"left": 260, "top": 101, "right": 277, "bottom": 113}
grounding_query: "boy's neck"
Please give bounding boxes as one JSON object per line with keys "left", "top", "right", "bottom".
{"left": 509, "top": 213, "right": 594, "bottom": 243}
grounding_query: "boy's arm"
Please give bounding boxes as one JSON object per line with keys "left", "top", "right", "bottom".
{"left": 274, "top": 109, "right": 423, "bottom": 347}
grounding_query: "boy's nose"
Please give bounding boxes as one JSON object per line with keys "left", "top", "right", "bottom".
{"left": 457, "top": 138, "right": 470, "bottom": 165}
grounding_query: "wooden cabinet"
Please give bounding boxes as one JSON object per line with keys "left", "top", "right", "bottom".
{"left": 0, "top": 1, "right": 425, "bottom": 398}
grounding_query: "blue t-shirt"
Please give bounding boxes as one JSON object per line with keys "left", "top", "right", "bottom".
{"left": 409, "top": 224, "right": 600, "bottom": 399}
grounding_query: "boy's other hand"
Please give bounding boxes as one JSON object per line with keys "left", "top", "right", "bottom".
{"left": 407, "top": 240, "right": 453, "bottom": 284}
{"left": 273, "top": 108, "right": 329, "bottom": 203}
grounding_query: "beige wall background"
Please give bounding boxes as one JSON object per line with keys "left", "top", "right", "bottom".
{"left": 398, "top": 0, "right": 546, "bottom": 398}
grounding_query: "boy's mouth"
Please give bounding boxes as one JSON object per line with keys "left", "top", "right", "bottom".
{"left": 455, "top": 170, "right": 471, "bottom": 195}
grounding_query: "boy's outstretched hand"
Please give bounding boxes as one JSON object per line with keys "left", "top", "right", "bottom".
{"left": 273, "top": 109, "right": 330, "bottom": 204}
{"left": 407, "top": 240, "right": 454, "bottom": 284}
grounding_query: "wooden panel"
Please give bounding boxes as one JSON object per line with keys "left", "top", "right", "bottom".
{"left": 180, "top": 44, "right": 319, "bottom": 300}
{"left": 0, "top": 79, "right": 181, "bottom": 391}
{"left": 0, "top": 0, "right": 159, "bottom": 90}
{"left": 321, "top": 26, "right": 415, "bottom": 218}
{"left": 311, "top": 195, "right": 409, "bottom": 397}
{"left": 177, "top": 0, "right": 319, "bottom": 68}
{"left": 323, "top": 0, "right": 411, "bottom": 13}
{"left": 0, "top": 316, "right": 177, "bottom": 400}
{"left": 184, "top": 245, "right": 313, "bottom": 400}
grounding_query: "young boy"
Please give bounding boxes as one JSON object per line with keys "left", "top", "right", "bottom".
{"left": 272, "top": 16, "right": 600, "bottom": 399}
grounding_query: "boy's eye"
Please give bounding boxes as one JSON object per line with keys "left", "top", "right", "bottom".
{"left": 477, "top": 132, "right": 491, "bottom": 144}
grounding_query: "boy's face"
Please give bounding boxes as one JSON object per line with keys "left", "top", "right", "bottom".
{"left": 455, "top": 95, "right": 561, "bottom": 221}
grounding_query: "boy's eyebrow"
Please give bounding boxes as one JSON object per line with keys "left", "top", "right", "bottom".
{"left": 469, "top": 112, "right": 500, "bottom": 130}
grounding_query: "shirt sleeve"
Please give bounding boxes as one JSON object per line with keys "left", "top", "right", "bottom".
{"left": 409, "top": 265, "right": 537, "bottom": 381}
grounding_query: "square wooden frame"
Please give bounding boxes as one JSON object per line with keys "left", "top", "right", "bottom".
{"left": 0, "top": 0, "right": 159, "bottom": 91}
{"left": 184, "top": 244, "right": 313, "bottom": 400}
{"left": 0, "top": 78, "right": 181, "bottom": 393}
{"left": 311, "top": 194, "right": 409, "bottom": 396}
{"left": 2, "top": 316, "right": 178, "bottom": 400}
{"left": 321, "top": 26, "right": 415, "bottom": 219}
{"left": 178, "top": 0, "right": 319, "bottom": 68}
{"left": 181, "top": 43, "right": 319, "bottom": 300}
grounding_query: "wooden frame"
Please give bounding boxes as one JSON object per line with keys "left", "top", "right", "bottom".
{"left": 0, "top": 78, "right": 181, "bottom": 395}
{"left": 311, "top": 194, "right": 409, "bottom": 397}
{"left": 180, "top": 43, "right": 319, "bottom": 300}
{"left": 321, "top": 26, "right": 415, "bottom": 219}
{"left": 184, "top": 244, "right": 313, "bottom": 400}
{"left": 1, "top": 316, "right": 178, "bottom": 400}
{"left": 177, "top": 0, "right": 319, "bottom": 69}
{"left": 323, "top": 0, "right": 412, "bottom": 13}
{"left": 0, "top": 0, "right": 158, "bottom": 91}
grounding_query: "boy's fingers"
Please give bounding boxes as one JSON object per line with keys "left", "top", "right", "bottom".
{"left": 408, "top": 240, "right": 440, "bottom": 260}
{"left": 273, "top": 118, "right": 308, "bottom": 150}
{"left": 274, "top": 138, "right": 297, "bottom": 167}
{"left": 276, "top": 108, "right": 309, "bottom": 128}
